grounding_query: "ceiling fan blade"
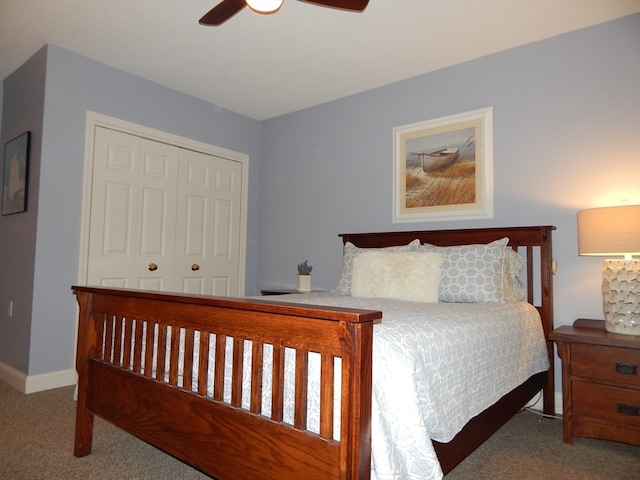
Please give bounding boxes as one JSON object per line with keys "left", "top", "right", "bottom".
{"left": 199, "top": 0, "right": 246, "bottom": 26}
{"left": 299, "top": 0, "right": 369, "bottom": 11}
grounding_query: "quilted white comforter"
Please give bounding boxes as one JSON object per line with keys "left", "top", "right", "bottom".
{"left": 262, "top": 292, "right": 550, "bottom": 480}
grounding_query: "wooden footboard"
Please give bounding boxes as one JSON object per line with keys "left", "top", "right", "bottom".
{"left": 73, "top": 286, "right": 381, "bottom": 480}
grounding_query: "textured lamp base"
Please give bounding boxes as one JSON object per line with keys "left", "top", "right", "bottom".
{"left": 602, "top": 259, "right": 640, "bottom": 336}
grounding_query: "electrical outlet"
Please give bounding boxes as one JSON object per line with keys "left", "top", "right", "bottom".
{"left": 8, "top": 300, "right": 13, "bottom": 318}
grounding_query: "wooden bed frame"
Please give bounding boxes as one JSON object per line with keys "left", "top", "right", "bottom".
{"left": 73, "top": 225, "right": 555, "bottom": 479}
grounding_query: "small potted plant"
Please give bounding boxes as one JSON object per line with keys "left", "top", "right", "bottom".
{"left": 297, "top": 260, "right": 312, "bottom": 292}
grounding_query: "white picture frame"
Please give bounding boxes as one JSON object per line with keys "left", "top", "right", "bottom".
{"left": 392, "top": 107, "right": 493, "bottom": 223}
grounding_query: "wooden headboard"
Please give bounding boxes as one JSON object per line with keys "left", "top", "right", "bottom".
{"left": 340, "top": 225, "right": 556, "bottom": 415}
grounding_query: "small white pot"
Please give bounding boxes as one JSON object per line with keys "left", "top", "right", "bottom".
{"left": 297, "top": 275, "right": 311, "bottom": 292}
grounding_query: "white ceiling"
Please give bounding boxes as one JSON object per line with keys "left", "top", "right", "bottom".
{"left": 1, "top": 0, "right": 639, "bottom": 120}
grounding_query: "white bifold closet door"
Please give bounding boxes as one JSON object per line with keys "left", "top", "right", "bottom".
{"left": 87, "top": 126, "right": 243, "bottom": 296}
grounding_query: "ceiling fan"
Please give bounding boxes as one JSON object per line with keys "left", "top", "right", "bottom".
{"left": 199, "top": 0, "right": 369, "bottom": 26}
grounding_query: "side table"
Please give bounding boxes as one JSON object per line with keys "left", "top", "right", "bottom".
{"left": 549, "top": 319, "right": 640, "bottom": 446}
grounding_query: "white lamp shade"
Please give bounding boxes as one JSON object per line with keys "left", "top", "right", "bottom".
{"left": 246, "top": 0, "right": 284, "bottom": 13}
{"left": 577, "top": 205, "right": 640, "bottom": 257}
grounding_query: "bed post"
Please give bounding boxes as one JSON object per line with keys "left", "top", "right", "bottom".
{"left": 539, "top": 226, "right": 556, "bottom": 417}
{"left": 340, "top": 320, "right": 373, "bottom": 480}
{"left": 73, "top": 289, "right": 99, "bottom": 457}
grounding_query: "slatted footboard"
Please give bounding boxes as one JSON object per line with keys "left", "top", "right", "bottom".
{"left": 73, "top": 287, "right": 381, "bottom": 480}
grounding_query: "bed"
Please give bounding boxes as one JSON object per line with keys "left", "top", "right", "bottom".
{"left": 73, "top": 225, "right": 555, "bottom": 479}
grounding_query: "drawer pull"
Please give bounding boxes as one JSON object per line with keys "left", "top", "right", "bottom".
{"left": 615, "top": 362, "right": 638, "bottom": 375}
{"left": 617, "top": 403, "right": 639, "bottom": 416}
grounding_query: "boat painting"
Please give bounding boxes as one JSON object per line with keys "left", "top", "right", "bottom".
{"left": 418, "top": 148, "right": 459, "bottom": 172}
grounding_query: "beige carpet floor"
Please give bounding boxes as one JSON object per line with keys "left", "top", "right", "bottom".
{"left": 1, "top": 381, "right": 638, "bottom": 479}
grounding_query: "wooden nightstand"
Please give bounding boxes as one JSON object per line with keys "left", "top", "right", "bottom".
{"left": 550, "top": 319, "right": 640, "bottom": 446}
{"left": 260, "top": 289, "right": 304, "bottom": 296}
{"left": 260, "top": 289, "right": 322, "bottom": 295}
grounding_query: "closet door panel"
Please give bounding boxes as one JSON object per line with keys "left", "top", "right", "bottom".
{"left": 175, "top": 150, "right": 211, "bottom": 294}
{"left": 210, "top": 157, "right": 243, "bottom": 296}
{"left": 87, "top": 128, "right": 179, "bottom": 291}
{"left": 87, "top": 128, "right": 139, "bottom": 287}
{"left": 135, "top": 139, "right": 179, "bottom": 291}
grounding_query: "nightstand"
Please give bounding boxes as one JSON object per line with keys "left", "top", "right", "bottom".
{"left": 260, "top": 288, "right": 323, "bottom": 295}
{"left": 260, "top": 289, "right": 304, "bottom": 296}
{"left": 550, "top": 319, "right": 640, "bottom": 446}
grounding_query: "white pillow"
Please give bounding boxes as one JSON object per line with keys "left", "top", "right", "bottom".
{"left": 335, "top": 239, "right": 421, "bottom": 295}
{"left": 351, "top": 251, "right": 444, "bottom": 303}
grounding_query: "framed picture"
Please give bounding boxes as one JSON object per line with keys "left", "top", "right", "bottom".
{"left": 2, "top": 131, "right": 31, "bottom": 215}
{"left": 392, "top": 107, "right": 493, "bottom": 223}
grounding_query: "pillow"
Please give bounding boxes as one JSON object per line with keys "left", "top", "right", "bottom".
{"left": 351, "top": 251, "right": 444, "bottom": 303}
{"left": 420, "top": 238, "right": 509, "bottom": 303}
{"left": 335, "top": 239, "right": 421, "bottom": 295}
{"left": 503, "top": 248, "right": 527, "bottom": 302}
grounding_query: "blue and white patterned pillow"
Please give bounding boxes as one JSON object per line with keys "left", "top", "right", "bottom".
{"left": 502, "top": 248, "right": 527, "bottom": 302}
{"left": 336, "top": 239, "right": 421, "bottom": 295}
{"left": 420, "top": 238, "right": 508, "bottom": 303}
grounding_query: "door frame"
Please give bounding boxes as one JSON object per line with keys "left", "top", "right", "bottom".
{"left": 78, "top": 111, "right": 249, "bottom": 294}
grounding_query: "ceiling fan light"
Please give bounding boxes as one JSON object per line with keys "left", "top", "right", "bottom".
{"left": 246, "top": 0, "right": 284, "bottom": 14}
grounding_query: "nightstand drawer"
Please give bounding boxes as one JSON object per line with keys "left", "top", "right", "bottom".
{"left": 571, "top": 343, "right": 640, "bottom": 387}
{"left": 573, "top": 381, "right": 640, "bottom": 427}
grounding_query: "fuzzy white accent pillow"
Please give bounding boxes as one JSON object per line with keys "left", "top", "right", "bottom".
{"left": 335, "top": 239, "right": 421, "bottom": 295}
{"left": 351, "top": 251, "right": 444, "bottom": 303}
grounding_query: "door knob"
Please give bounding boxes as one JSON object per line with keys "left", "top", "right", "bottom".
{"left": 148, "top": 263, "right": 158, "bottom": 271}
{"left": 191, "top": 264, "right": 200, "bottom": 271}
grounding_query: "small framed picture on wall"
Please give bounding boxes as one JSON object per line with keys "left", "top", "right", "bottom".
{"left": 2, "top": 131, "right": 31, "bottom": 216}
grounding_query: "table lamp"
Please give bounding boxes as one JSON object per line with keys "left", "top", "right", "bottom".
{"left": 577, "top": 204, "right": 640, "bottom": 336}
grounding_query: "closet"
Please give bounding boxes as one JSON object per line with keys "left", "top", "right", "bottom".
{"left": 86, "top": 126, "right": 244, "bottom": 296}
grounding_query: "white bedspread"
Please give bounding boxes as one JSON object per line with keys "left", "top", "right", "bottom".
{"left": 262, "top": 292, "right": 550, "bottom": 480}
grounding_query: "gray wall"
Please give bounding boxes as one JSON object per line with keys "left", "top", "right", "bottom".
{"left": 0, "top": 45, "right": 262, "bottom": 378}
{"left": 0, "top": 48, "right": 46, "bottom": 374}
{"left": 257, "top": 14, "right": 640, "bottom": 389}
{"left": 0, "top": 14, "right": 638, "bottom": 396}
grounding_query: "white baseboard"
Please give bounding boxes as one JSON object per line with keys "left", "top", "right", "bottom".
{"left": 0, "top": 362, "right": 76, "bottom": 394}
{"left": 0, "top": 362, "right": 25, "bottom": 392}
